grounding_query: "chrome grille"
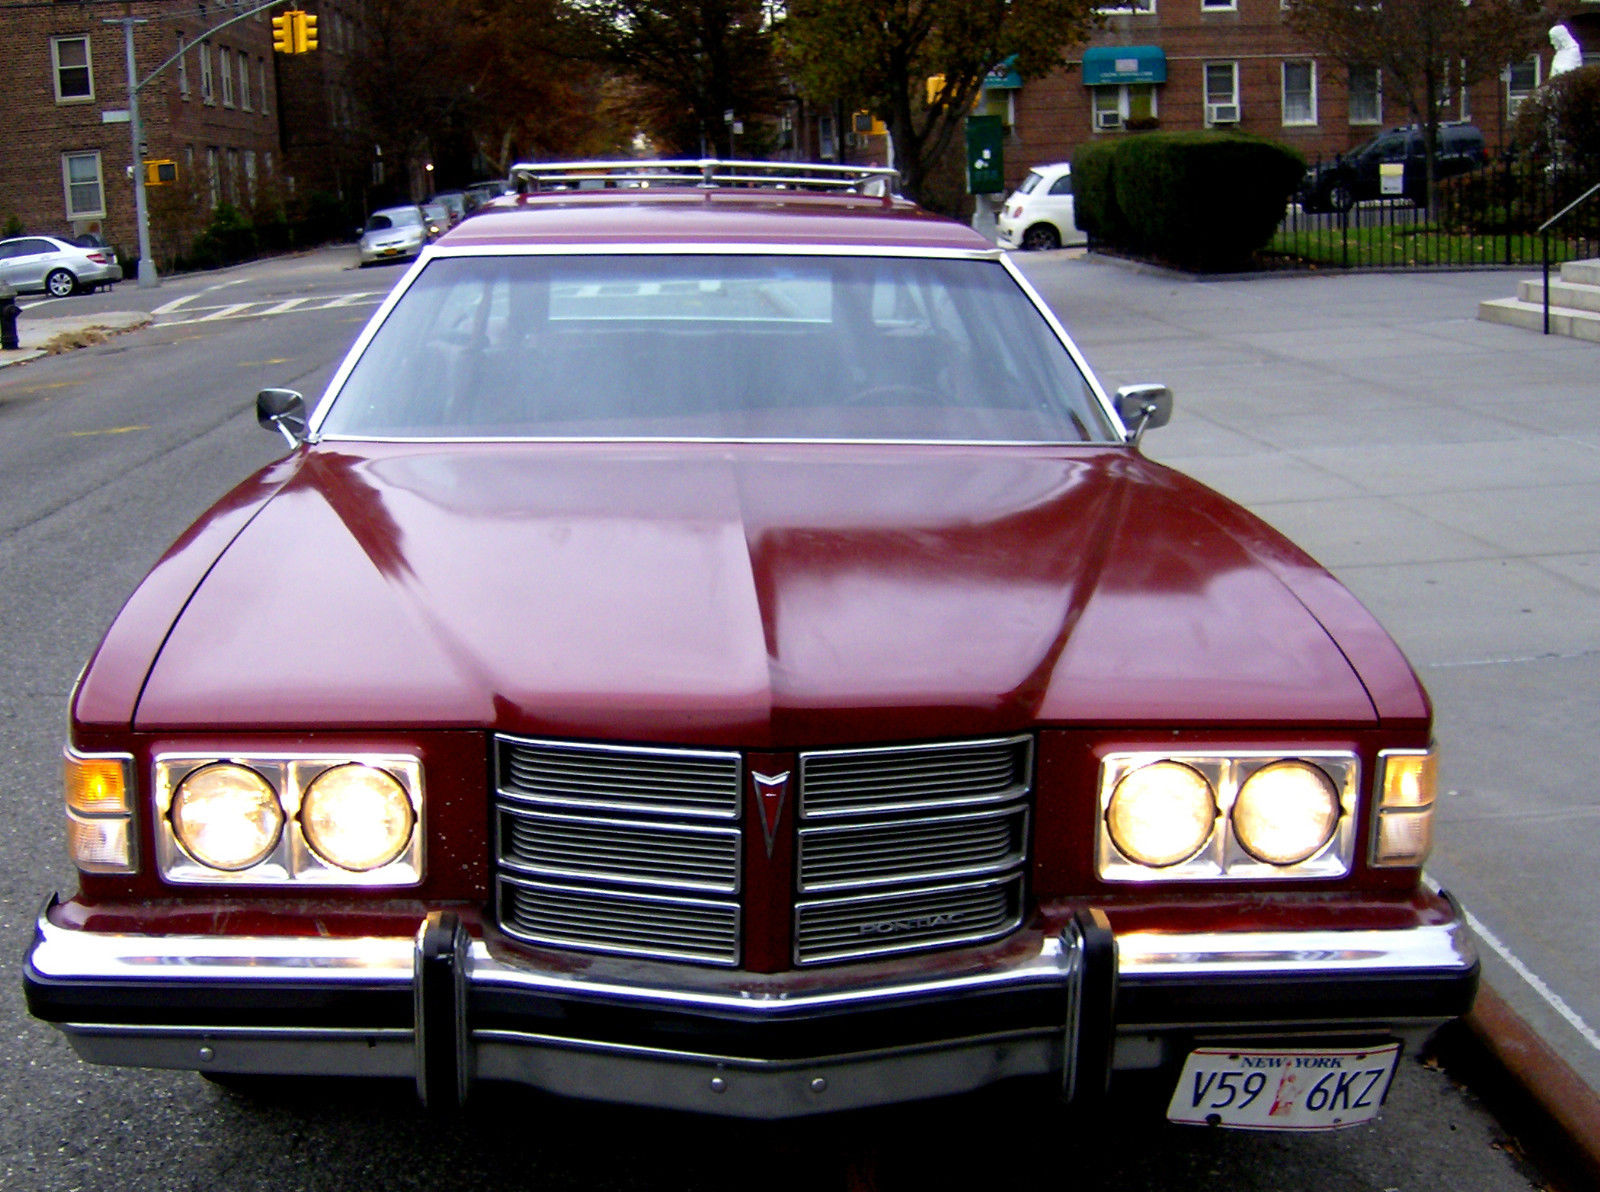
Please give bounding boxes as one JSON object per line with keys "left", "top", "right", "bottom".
{"left": 494, "top": 737, "right": 742, "bottom": 967}
{"left": 500, "top": 877, "right": 740, "bottom": 965}
{"left": 499, "top": 809, "right": 740, "bottom": 893}
{"left": 795, "top": 876, "right": 1024, "bottom": 965}
{"left": 498, "top": 737, "right": 741, "bottom": 819}
{"left": 793, "top": 736, "right": 1032, "bottom": 965}
{"left": 800, "top": 737, "right": 1030, "bottom": 818}
{"left": 797, "top": 805, "right": 1027, "bottom": 893}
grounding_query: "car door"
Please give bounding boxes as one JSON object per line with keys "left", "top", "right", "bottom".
{"left": 4, "top": 239, "right": 60, "bottom": 292}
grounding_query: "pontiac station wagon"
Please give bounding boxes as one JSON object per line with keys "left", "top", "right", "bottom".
{"left": 25, "top": 161, "right": 1477, "bottom": 1129}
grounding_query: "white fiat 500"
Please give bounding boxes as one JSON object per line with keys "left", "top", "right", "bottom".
{"left": 996, "top": 162, "right": 1085, "bottom": 252}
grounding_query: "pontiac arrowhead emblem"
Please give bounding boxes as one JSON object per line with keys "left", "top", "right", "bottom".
{"left": 751, "top": 770, "right": 790, "bottom": 857}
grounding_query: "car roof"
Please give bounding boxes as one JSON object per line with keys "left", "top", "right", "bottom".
{"left": 436, "top": 189, "right": 995, "bottom": 253}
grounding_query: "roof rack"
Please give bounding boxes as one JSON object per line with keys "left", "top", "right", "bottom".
{"left": 507, "top": 159, "right": 901, "bottom": 198}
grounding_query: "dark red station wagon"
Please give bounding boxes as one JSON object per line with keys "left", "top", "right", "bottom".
{"left": 26, "top": 161, "right": 1476, "bottom": 1128}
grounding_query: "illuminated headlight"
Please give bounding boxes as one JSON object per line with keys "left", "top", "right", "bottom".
{"left": 1373, "top": 748, "right": 1437, "bottom": 867}
{"left": 64, "top": 749, "right": 136, "bottom": 874}
{"left": 301, "top": 764, "right": 415, "bottom": 871}
{"left": 154, "top": 753, "right": 423, "bottom": 885}
{"left": 170, "top": 763, "right": 284, "bottom": 870}
{"left": 1099, "top": 751, "right": 1358, "bottom": 882}
{"left": 1231, "top": 760, "right": 1341, "bottom": 865}
{"left": 1106, "top": 762, "right": 1217, "bottom": 867}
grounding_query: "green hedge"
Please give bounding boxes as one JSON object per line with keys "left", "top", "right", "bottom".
{"left": 1072, "top": 132, "right": 1305, "bottom": 271}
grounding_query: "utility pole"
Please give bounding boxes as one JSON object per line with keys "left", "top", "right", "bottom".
{"left": 105, "top": 0, "right": 291, "bottom": 289}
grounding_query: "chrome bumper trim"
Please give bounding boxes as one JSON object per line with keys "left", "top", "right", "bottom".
{"left": 1116, "top": 921, "right": 1476, "bottom": 980}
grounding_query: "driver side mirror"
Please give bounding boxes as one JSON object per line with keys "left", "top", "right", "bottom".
{"left": 1115, "top": 384, "right": 1173, "bottom": 446}
{"left": 257, "top": 388, "right": 308, "bottom": 447}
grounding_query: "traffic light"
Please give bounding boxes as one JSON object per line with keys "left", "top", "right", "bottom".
{"left": 295, "top": 11, "right": 318, "bottom": 52}
{"left": 271, "top": 12, "right": 293, "bottom": 53}
{"left": 145, "top": 160, "right": 178, "bottom": 186}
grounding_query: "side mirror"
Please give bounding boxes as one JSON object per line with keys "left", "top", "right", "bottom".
{"left": 1114, "top": 383, "right": 1173, "bottom": 446}
{"left": 257, "top": 388, "right": 308, "bottom": 447}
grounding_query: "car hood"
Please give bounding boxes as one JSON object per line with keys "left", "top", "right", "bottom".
{"left": 124, "top": 442, "right": 1415, "bottom": 743}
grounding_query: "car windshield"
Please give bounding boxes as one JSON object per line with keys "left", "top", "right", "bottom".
{"left": 366, "top": 209, "right": 419, "bottom": 232}
{"left": 318, "top": 254, "right": 1112, "bottom": 443}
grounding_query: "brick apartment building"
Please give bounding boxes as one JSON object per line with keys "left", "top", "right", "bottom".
{"left": 986, "top": 3, "right": 1600, "bottom": 187}
{"left": 0, "top": 0, "right": 285, "bottom": 256}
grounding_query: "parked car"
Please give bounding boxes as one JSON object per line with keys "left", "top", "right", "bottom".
{"left": 996, "top": 162, "right": 1085, "bottom": 251}
{"left": 0, "top": 234, "right": 122, "bottom": 296}
{"left": 427, "top": 191, "right": 468, "bottom": 226}
{"left": 356, "top": 205, "right": 429, "bottom": 266}
{"left": 1300, "top": 123, "right": 1487, "bottom": 213}
{"left": 25, "top": 160, "right": 1475, "bottom": 1127}
{"left": 421, "top": 202, "right": 451, "bottom": 240}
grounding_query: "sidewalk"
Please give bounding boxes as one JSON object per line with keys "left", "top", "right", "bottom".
{"left": 0, "top": 308, "right": 151, "bottom": 368}
{"left": 1016, "top": 252, "right": 1600, "bottom": 1179}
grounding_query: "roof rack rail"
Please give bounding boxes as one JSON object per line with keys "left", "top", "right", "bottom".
{"left": 508, "top": 159, "right": 901, "bottom": 198}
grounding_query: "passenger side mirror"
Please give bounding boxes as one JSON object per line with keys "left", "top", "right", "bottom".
{"left": 1115, "top": 383, "right": 1173, "bottom": 446}
{"left": 257, "top": 388, "right": 308, "bottom": 447}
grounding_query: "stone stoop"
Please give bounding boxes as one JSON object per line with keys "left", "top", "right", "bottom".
{"left": 1478, "top": 258, "right": 1600, "bottom": 342}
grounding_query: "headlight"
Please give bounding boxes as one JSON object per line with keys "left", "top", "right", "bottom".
{"left": 169, "top": 763, "right": 284, "bottom": 870}
{"left": 301, "top": 764, "right": 415, "bottom": 871}
{"left": 1106, "top": 761, "right": 1217, "bottom": 867}
{"left": 1231, "top": 760, "right": 1340, "bottom": 865}
{"left": 1099, "top": 751, "right": 1358, "bottom": 882}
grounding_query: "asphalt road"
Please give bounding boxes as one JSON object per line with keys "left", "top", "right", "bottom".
{"left": 0, "top": 248, "right": 1557, "bottom": 1190}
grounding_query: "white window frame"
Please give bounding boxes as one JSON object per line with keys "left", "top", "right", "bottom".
{"left": 1096, "top": 0, "right": 1155, "bottom": 12}
{"left": 1282, "top": 60, "right": 1317, "bottom": 126}
{"left": 1204, "top": 61, "right": 1240, "bottom": 125}
{"left": 206, "top": 146, "right": 221, "bottom": 208}
{"left": 1200, "top": 0, "right": 1237, "bottom": 11}
{"left": 220, "top": 47, "right": 234, "bottom": 107}
{"left": 259, "top": 58, "right": 270, "bottom": 116}
{"left": 1505, "top": 55, "right": 1540, "bottom": 121}
{"left": 1092, "top": 83, "right": 1160, "bottom": 130}
{"left": 62, "top": 151, "right": 106, "bottom": 219}
{"left": 177, "top": 34, "right": 190, "bottom": 98}
{"left": 51, "top": 35, "right": 95, "bottom": 103}
{"left": 239, "top": 52, "right": 251, "bottom": 110}
{"left": 200, "top": 43, "right": 215, "bottom": 104}
{"left": 1348, "top": 65, "right": 1381, "bottom": 125}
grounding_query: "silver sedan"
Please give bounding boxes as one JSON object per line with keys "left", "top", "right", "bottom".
{"left": 0, "top": 235, "right": 122, "bottom": 297}
{"left": 357, "top": 205, "right": 430, "bottom": 266}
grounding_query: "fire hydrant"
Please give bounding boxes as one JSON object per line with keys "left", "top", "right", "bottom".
{"left": 0, "top": 280, "right": 19, "bottom": 351}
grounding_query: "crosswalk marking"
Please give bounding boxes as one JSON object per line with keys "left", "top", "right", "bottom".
{"left": 157, "top": 291, "right": 385, "bottom": 326}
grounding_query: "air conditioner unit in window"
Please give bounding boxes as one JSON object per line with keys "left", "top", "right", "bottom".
{"left": 1207, "top": 102, "right": 1240, "bottom": 124}
{"left": 1094, "top": 110, "right": 1123, "bottom": 131}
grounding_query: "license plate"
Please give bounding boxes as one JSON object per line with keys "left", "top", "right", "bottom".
{"left": 1167, "top": 1043, "right": 1400, "bottom": 1130}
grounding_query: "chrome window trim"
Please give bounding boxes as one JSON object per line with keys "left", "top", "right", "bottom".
{"left": 304, "top": 244, "right": 1121, "bottom": 444}
{"left": 1097, "top": 749, "right": 1359, "bottom": 883}
{"left": 151, "top": 751, "right": 424, "bottom": 887}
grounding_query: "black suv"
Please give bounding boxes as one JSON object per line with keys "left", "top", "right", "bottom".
{"left": 1300, "top": 123, "right": 1487, "bottom": 213}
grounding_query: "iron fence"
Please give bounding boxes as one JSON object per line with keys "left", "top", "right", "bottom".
{"left": 1272, "top": 156, "right": 1600, "bottom": 270}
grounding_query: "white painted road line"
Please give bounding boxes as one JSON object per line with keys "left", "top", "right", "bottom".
{"left": 1465, "top": 905, "right": 1600, "bottom": 1054}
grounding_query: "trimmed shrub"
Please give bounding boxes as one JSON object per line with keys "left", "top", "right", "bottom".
{"left": 1070, "top": 139, "right": 1126, "bottom": 245}
{"left": 186, "top": 203, "right": 257, "bottom": 270}
{"left": 1074, "top": 132, "right": 1305, "bottom": 271}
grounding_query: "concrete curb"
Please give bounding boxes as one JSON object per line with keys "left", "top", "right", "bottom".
{"left": 1448, "top": 983, "right": 1600, "bottom": 1189}
{"left": 0, "top": 311, "right": 152, "bottom": 368}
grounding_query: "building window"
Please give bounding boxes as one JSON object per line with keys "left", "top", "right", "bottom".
{"left": 1096, "top": 0, "right": 1155, "bottom": 11}
{"left": 1348, "top": 66, "right": 1381, "bottom": 125}
{"left": 1201, "top": 0, "right": 1236, "bottom": 10}
{"left": 1282, "top": 60, "right": 1316, "bottom": 125}
{"left": 221, "top": 48, "right": 234, "bottom": 106}
{"left": 1093, "top": 84, "right": 1159, "bottom": 130}
{"left": 240, "top": 53, "right": 251, "bottom": 110}
{"left": 245, "top": 150, "right": 258, "bottom": 198}
{"left": 207, "top": 147, "right": 221, "bottom": 207}
{"left": 200, "top": 43, "right": 215, "bottom": 103}
{"left": 52, "top": 36, "right": 94, "bottom": 103}
{"left": 62, "top": 152, "right": 105, "bottom": 219}
{"left": 1505, "top": 55, "right": 1540, "bottom": 121}
{"left": 1204, "top": 61, "right": 1240, "bottom": 124}
{"left": 228, "top": 149, "right": 241, "bottom": 205}
{"left": 259, "top": 58, "right": 270, "bottom": 116}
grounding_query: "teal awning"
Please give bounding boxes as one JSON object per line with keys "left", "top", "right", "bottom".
{"left": 1082, "top": 46, "right": 1166, "bottom": 86}
{"left": 983, "top": 54, "right": 1022, "bottom": 90}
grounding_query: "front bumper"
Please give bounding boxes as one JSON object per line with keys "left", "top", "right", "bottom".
{"left": 24, "top": 896, "right": 1478, "bottom": 1118}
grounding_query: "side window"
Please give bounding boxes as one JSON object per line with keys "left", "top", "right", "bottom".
{"left": 1048, "top": 174, "right": 1074, "bottom": 196}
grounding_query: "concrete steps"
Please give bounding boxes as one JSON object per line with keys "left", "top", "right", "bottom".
{"left": 1478, "top": 258, "right": 1600, "bottom": 342}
